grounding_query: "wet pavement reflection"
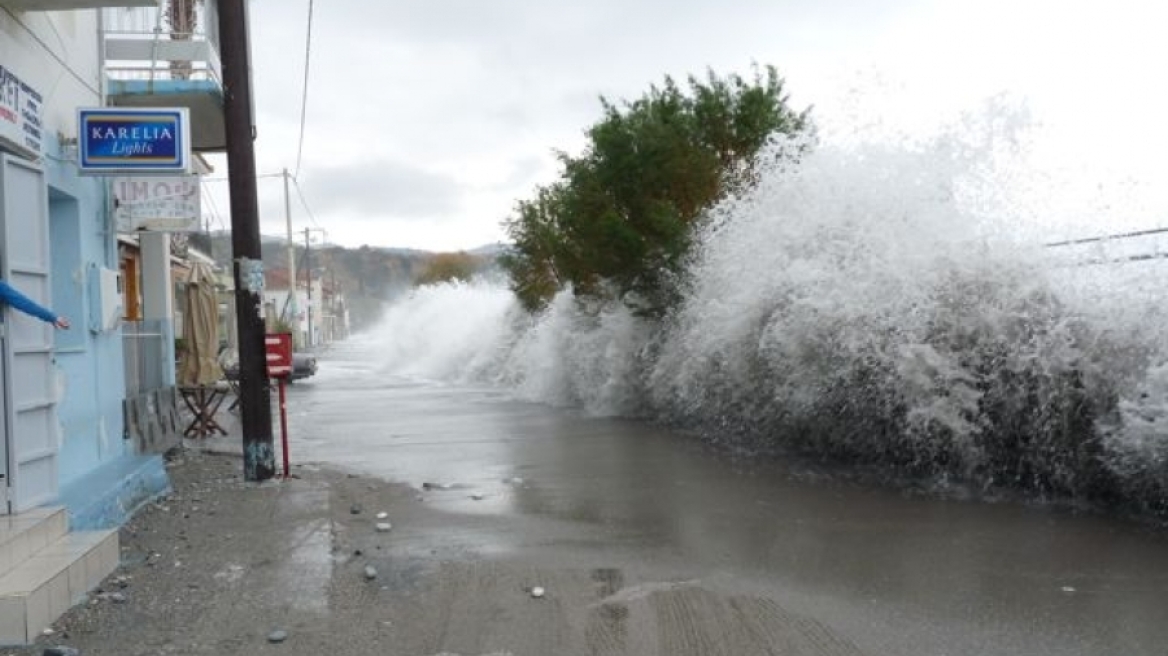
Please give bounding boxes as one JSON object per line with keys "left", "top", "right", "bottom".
{"left": 287, "top": 344, "right": 1168, "bottom": 656}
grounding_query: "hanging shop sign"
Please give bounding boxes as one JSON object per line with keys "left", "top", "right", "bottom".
{"left": 78, "top": 107, "right": 191, "bottom": 174}
{"left": 113, "top": 175, "right": 202, "bottom": 232}
{"left": 0, "top": 65, "right": 43, "bottom": 160}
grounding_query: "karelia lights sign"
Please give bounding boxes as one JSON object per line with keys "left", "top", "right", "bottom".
{"left": 78, "top": 108, "right": 191, "bottom": 174}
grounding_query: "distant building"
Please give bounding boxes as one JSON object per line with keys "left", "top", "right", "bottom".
{"left": 263, "top": 267, "right": 349, "bottom": 348}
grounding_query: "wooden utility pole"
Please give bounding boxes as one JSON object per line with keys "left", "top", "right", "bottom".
{"left": 301, "top": 227, "right": 327, "bottom": 346}
{"left": 283, "top": 168, "right": 297, "bottom": 337}
{"left": 303, "top": 227, "right": 313, "bottom": 347}
{"left": 218, "top": 0, "right": 276, "bottom": 481}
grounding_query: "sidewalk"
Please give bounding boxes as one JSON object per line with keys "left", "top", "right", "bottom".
{"left": 6, "top": 408, "right": 402, "bottom": 656}
{"left": 8, "top": 451, "right": 422, "bottom": 655}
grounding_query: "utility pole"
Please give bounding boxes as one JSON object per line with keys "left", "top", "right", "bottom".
{"left": 283, "top": 168, "right": 297, "bottom": 337}
{"left": 301, "top": 227, "right": 328, "bottom": 347}
{"left": 218, "top": 0, "right": 276, "bottom": 481}
{"left": 303, "top": 227, "right": 313, "bottom": 347}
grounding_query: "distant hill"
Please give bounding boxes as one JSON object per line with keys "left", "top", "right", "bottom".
{"left": 190, "top": 231, "right": 506, "bottom": 330}
{"left": 468, "top": 242, "right": 510, "bottom": 257}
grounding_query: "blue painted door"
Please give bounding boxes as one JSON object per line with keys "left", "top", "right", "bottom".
{"left": 0, "top": 154, "right": 58, "bottom": 514}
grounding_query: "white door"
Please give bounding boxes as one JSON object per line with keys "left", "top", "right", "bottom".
{"left": 0, "top": 154, "right": 58, "bottom": 514}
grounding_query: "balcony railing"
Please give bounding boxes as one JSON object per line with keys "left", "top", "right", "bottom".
{"left": 103, "top": 1, "right": 221, "bottom": 88}
{"left": 102, "top": 1, "right": 227, "bottom": 150}
{"left": 1, "top": 0, "right": 158, "bottom": 10}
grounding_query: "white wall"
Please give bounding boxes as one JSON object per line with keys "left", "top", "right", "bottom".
{"left": 1, "top": 9, "right": 103, "bottom": 147}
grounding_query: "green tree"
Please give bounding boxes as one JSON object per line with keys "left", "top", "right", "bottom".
{"left": 414, "top": 252, "right": 483, "bottom": 286}
{"left": 502, "top": 65, "right": 811, "bottom": 314}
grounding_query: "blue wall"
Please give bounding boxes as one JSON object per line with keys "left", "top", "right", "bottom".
{"left": 42, "top": 134, "right": 132, "bottom": 491}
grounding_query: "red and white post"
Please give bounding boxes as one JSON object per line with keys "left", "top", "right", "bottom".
{"left": 264, "top": 333, "right": 294, "bottom": 478}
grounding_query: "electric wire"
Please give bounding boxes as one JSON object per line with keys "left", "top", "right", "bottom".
{"left": 201, "top": 183, "right": 226, "bottom": 231}
{"left": 201, "top": 173, "right": 285, "bottom": 182}
{"left": 292, "top": 176, "right": 322, "bottom": 229}
{"left": 292, "top": 0, "right": 315, "bottom": 180}
{"left": 1044, "top": 226, "right": 1168, "bottom": 248}
{"left": 45, "top": 13, "right": 69, "bottom": 53}
{"left": 1, "top": 7, "right": 101, "bottom": 96}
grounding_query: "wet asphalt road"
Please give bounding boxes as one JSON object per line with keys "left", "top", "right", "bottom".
{"left": 284, "top": 342, "right": 1168, "bottom": 656}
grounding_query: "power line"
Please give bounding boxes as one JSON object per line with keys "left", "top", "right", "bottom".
{"left": 1044, "top": 226, "right": 1168, "bottom": 248}
{"left": 44, "top": 13, "right": 69, "bottom": 53}
{"left": 201, "top": 173, "right": 284, "bottom": 182}
{"left": 200, "top": 183, "right": 226, "bottom": 231}
{"left": 2, "top": 7, "right": 101, "bottom": 97}
{"left": 293, "top": 0, "right": 315, "bottom": 180}
{"left": 291, "top": 175, "right": 321, "bottom": 229}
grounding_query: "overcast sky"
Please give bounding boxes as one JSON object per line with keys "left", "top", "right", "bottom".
{"left": 202, "top": 0, "right": 1168, "bottom": 252}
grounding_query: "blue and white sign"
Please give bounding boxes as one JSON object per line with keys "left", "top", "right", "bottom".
{"left": 0, "top": 65, "right": 43, "bottom": 160}
{"left": 78, "top": 108, "right": 191, "bottom": 174}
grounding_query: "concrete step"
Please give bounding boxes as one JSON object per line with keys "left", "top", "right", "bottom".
{"left": 0, "top": 528, "right": 119, "bottom": 645}
{"left": 0, "top": 508, "right": 68, "bottom": 579}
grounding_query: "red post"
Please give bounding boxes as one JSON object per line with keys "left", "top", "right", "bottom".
{"left": 278, "top": 379, "right": 290, "bottom": 478}
{"left": 264, "top": 333, "right": 294, "bottom": 478}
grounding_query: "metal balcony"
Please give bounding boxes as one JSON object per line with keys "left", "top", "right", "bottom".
{"left": 102, "top": 0, "right": 226, "bottom": 151}
{"left": 1, "top": 0, "right": 158, "bottom": 9}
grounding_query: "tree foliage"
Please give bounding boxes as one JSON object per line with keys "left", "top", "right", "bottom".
{"left": 414, "top": 251, "right": 484, "bottom": 286}
{"left": 502, "top": 65, "right": 811, "bottom": 314}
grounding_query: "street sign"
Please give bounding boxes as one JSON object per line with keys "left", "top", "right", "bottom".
{"left": 265, "top": 332, "right": 293, "bottom": 378}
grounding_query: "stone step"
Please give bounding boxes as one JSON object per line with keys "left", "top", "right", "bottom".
{"left": 0, "top": 528, "right": 119, "bottom": 645}
{"left": 0, "top": 508, "right": 68, "bottom": 579}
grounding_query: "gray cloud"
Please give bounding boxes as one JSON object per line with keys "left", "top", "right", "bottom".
{"left": 497, "top": 156, "right": 548, "bottom": 191}
{"left": 227, "top": 0, "right": 1158, "bottom": 251}
{"left": 296, "top": 161, "right": 465, "bottom": 219}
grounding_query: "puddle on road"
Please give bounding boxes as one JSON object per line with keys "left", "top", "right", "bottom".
{"left": 275, "top": 518, "right": 333, "bottom": 612}
{"left": 272, "top": 486, "right": 334, "bottom": 613}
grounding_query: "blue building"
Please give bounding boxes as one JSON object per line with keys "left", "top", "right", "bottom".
{"left": 0, "top": 0, "right": 228, "bottom": 642}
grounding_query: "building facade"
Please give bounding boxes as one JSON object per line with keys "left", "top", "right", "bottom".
{"left": 0, "top": 1, "right": 234, "bottom": 641}
{"left": 2, "top": 6, "right": 166, "bottom": 529}
{"left": 263, "top": 268, "right": 350, "bottom": 349}
{"left": 1, "top": 0, "right": 226, "bottom": 528}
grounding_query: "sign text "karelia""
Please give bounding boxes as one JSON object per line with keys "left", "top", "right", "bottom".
{"left": 89, "top": 125, "right": 175, "bottom": 156}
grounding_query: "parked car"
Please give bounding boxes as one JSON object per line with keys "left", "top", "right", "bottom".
{"left": 290, "top": 352, "right": 318, "bottom": 381}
